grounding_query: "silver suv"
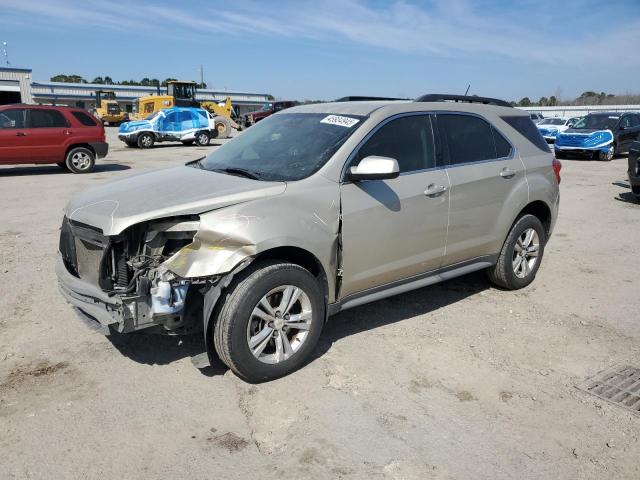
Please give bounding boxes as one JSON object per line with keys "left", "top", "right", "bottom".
{"left": 57, "top": 95, "right": 561, "bottom": 382}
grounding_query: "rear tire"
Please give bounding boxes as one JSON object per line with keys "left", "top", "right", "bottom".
{"left": 195, "top": 131, "right": 210, "bottom": 146}
{"left": 213, "top": 261, "right": 325, "bottom": 382}
{"left": 137, "top": 132, "right": 155, "bottom": 149}
{"left": 213, "top": 117, "right": 231, "bottom": 139}
{"left": 65, "top": 147, "right": 95, "bottom": 174}
{"left": 488, "top": 214, "right": 546, "bottom": 290}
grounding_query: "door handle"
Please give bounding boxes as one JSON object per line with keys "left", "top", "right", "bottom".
{"left": 64, "top": 130, "right": 72, "bottom": 135}
{"left": 15, "top": 132, "right": 27, "bottom": 136}
{"left": 424, "top": 184, "right": 447, "bottom": 197}
{"left": 499, "top": 168, "right": 516, "bottom": 179}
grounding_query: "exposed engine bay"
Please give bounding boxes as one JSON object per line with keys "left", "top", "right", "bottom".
{"left": 59, "top": 216, "right": 215, "bottom": 334}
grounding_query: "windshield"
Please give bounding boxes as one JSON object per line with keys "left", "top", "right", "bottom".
{"left": 572, "top": 115, "right": 619, "bottom": 130}
{"left": 145, "top": 112, "right": 160, "bottom": 121}
{"left": 198, "top": 113, "right": 365, "bottom": 181}
{"left": 540, "top": 118, "right": 566, "bottom": 126}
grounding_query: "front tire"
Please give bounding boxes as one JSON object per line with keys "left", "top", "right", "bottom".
{"left": 65, "top": 147, "right": 95, "bottom": 174}
{"left": 213, "top": 117, "right": 231, "bottom": 139}
{"left": 213, "top": 261, "right": 325, "bottom": 382}
{"left": 488, "top": 214, "right": 546, "bottom": 290}
{"left": 598, "top": 144, "right": 615, "bottom": 161}
{"left": 137, "top": 132, "right": 155, "bottom": 149}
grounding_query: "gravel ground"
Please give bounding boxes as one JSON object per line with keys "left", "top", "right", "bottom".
{"left": 1, "top": 128, "right": 639, "bottom": 480}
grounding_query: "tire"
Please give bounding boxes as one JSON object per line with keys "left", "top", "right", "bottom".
{"left": 195, "top": 131, "right": 210, "bottom": 146}
{"left": 137, "top": 132, "right": 155, "bottom": 149}
{"left": 213, "top": 117, "right": 231, "bottom": 139}
{"left": 598, "top": 144, "right": 615, "bottom": 161}
{"left": 487, "top": 214, "right": 546, "bottom": 290}
{"left": 181, "top": 140, "right": 194, "bottom": 146}
{"left": 56, "top": 162, "right": 69, "bottom": 171}
{"left": 214, "top": 261, "right": 325, "bottom": 382}
{"left": 65, "top": 147, "right": 95, "bottom": 174}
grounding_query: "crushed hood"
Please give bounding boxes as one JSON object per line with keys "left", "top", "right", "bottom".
{"left": 66, "top": 165, "right": 286, "bottom": 235}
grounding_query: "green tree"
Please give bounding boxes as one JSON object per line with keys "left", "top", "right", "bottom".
{"left": 103, "top": 76, "right": 113, "bottom": 85}
{"left": 538, "top": 96, "right": 549, "bottom": 106}
{"left": 548, "top": 96, "right": 557, "bottom": 106}
{"left": 140, "top": 77, "right": 151, "bottom": 86}
{"left": 518, "top": 97, "right": 532, "bottom": 107}
{"left": 92, "top": 76, "right": 104, "bottom": 84}
{"left": 161, "top": 78, "right": 178, "bottom": 87}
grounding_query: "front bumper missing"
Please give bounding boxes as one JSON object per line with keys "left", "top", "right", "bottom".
{"left": 56, "top": 254, "right": 187, "bottom": 334}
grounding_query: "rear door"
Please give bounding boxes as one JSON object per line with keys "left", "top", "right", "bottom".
{"left": 436, "top": 113, "right": 524, "bottom": 265}
{"left": 620, "top": 114, "right": 640, "bottom": 151}
{"left": 0, "top": 108, "right": 29, "bottom": 164}
{"left": 340, "top": 114, "right": 450, "bottom": 297}
{"left": 24, "top": 108, "right": 70, "bottom": 162}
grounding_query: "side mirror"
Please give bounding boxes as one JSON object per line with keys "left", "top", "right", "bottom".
{"left": 349, "top": 156, "right": 400, "bottom": 181}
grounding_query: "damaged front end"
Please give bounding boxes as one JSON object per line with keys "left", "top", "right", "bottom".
{"left": 57, "top": 215, "right": 216, "bottom": 334}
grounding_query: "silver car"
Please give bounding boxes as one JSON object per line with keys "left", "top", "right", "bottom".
{"left": 57, "top": 96, "right": 561, "bottom": 382}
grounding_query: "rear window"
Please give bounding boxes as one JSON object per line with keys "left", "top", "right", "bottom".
{"left": 29, "top": 109, "right": 68, "bottom": 128}
{"left": 501, "top": 116, "right": 550, "bottom": 152}
{"left": 72, "top": 111, "right": 98, "bottom": 126}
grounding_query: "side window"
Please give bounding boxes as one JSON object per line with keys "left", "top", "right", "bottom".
{"left": 438, "top": 114, "right": 495, "bottom": 165}
{"left": 501, "top": 115, "right": 550, "bottom": 153}
{"left": 0, "top": 109, "right": 25, "bottom": 129}
{"left": 354, "top": 115, "right": 435, "bottom": 173}
{"left": 72, "top": 111, "right": 98, "bottom": 126}
{"left": 632, "top": 115, "right": 640, "bottom": 127}
{"left": 29, "top": 109, "right": 68, "bottom": 128}
{"left": 492, "top": 127, "right": 513, "bottom": 158}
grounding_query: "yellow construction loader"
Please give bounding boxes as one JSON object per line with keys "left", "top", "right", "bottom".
{"left": 130, "top": 81, "right": 238, "bottom": 138}
{"left": 93, "top": 90, "right": 129, "bottom": 125}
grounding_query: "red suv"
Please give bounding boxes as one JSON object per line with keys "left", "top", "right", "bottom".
{"left": 0, "top": 105, "right": 108, "bottom": 173}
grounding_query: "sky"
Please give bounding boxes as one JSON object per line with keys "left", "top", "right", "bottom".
{"left": 1, "top": 0, "right": 639, "bottom": 102}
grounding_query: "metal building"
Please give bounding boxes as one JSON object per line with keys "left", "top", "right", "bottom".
{"left": 0, "top": 67, "right": 272, "bottom": 116}
{"left": 0, "top": 67, "right": 34, "bottom": 104}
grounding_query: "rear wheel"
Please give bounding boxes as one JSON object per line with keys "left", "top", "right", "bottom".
{"left": 213, "top": 261, "right": 324, "bottom": 382}
{"left": 65, "top": 147, "right": 95, "bottom": 174}
{"left": 137, "top": 132, "right": 154, "bottom": 149}
{"left": 488, "top": 214, "right": 546, "bottom": 290}
{"left": 214, "top": 117, "right": 231, "bottom": 139}
{"left": 195, "top": 131, "right": 210, "bottom": 146}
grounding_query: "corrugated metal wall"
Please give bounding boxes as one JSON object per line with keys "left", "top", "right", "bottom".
{"left": 0, "top": 68, "right": 34, "bottom": 103}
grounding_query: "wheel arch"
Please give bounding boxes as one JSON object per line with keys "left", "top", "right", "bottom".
{"left": 65, "top": 143, "right": 95, "bottom": 159}
{"left": 515, "top": 200, "right": 552, "bottom": 237}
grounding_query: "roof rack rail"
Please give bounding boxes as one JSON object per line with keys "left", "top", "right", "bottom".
{"left": 334, "top": 96, "right": 408, "bottom": 102}
{"left": 415, "top": 94, "right": 512, "bottom": 108}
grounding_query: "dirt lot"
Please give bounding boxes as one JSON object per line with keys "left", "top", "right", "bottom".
{"left": 1, "top": 128, "right": 639, "bottom": 479}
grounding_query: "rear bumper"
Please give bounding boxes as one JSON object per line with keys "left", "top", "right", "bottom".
{"left": 89, "top": 142, "right": 109, "bottom": 158}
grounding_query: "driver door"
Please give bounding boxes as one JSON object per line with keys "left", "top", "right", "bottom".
{"left": 339, "top": 114, "right": 450, "bottom": 298}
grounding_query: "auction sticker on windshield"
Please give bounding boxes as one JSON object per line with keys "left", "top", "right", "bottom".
{"left": 321, "top": 115, "right": 360, "bottom": 128}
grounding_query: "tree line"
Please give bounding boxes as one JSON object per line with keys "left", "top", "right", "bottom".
{"left": 49, "top": 74, "right": 207, "bottom": 89}
{"left": 513, "top": 91, "right": 640, "bottom": 107}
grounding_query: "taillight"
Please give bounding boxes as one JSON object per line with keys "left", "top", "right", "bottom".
{"left": 552, "top": 158, "right": 562, "bottom": 184}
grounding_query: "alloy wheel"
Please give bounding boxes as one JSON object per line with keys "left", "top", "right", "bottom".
{"left": 246, "top": 285, "right": 312, "bottom": 364}
{"left": 512, "top": 228, "right": 539, "bottom": 278}
{"left": 71, "top": 151, "right": 92, "bottom": 170}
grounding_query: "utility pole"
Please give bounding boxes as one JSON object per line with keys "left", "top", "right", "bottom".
{"left": 200, "top": 64, "right": 204, "bottom": 87}
{"left": 2, "top": 42, "right": 9, "bottom": 66}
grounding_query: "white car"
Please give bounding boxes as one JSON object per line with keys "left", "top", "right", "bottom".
{"left": 536, "top": 117, "right": 580, "bottom": 143}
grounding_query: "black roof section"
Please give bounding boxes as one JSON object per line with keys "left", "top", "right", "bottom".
{"left": 415, "top": 94, "right": 512, "bottom": 108}
{"left": 335, "top": 96, "right": 409, "bottom": 102}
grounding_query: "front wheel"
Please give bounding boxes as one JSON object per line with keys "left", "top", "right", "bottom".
{"left": 213, "top": 261, "right": 324, "bottom": 382}
{"left": 65, "top": 147, "right": 95, "bottom": 174}
{"left": 598, "top": 144, "right": 615, "bottom": 161}
{"left": 488, "top": 214, "right": 546, "bottom": 290}
{"left": 137, "top": 132, "right": 155, "bottom": 149}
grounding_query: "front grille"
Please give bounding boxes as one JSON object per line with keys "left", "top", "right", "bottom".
{"left": 59, "top": 217, "right": 109, "bottom": 286}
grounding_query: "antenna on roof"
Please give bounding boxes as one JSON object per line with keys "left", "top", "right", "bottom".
{"left": 464, "top": 84, "right": 470, "bottom": 96}
{"left": 2, "top": 42, "right": 9, "bottom": 66}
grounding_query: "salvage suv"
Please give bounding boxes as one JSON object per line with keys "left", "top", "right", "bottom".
{"left": 56, "top": 95, "right": 560, "bottom": 382}
{"left": 0, "top": 104, "right": 108, "bottom": 173}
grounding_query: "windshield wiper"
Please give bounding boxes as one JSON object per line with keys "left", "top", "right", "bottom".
{"left": 212, "top": 167, "right": 262, "bottom": 180}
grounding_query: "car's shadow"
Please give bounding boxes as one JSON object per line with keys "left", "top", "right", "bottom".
{"left": 106, "top": 271, "right": 490, "bottom": 378}
{"left": 612, "top": 180, "right": 639, "bottom": 204}
{"left": 0, "top": 163, "right": 130, "bottom": 177}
